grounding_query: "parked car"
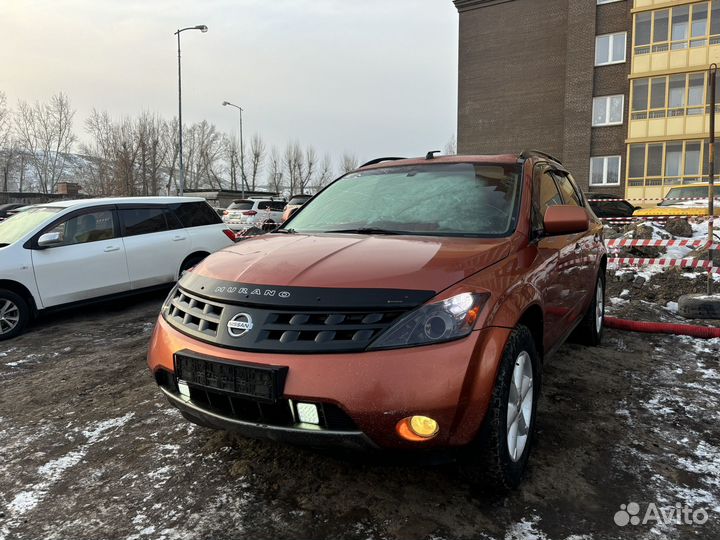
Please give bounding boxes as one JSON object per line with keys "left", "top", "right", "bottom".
{"left": 0, "top": 203, "right": 25, "bottom": 222}
{"left": 0, "top": 197, "right": 236, "bottom": 340}
{"left": 282, "top": 194, "right": 313, "bottom": 222}
{"left": 148, "top": 151, "right": 606, "bottom": 489}
{"left": 587, "top": 193, "right": 638, "bottom": 218}
{"left": 633, "top": 183, "right": 720, "bottom": 218}
{"left": 222, "top": 198, "right": 286, "bottom": 231}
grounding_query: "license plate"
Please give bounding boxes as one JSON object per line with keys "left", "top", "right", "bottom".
{"left": 174, "top": 350, "right": 287, "bottom": 403}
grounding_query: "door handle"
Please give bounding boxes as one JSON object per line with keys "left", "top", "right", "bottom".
{"left": 104, "top": 245, "right": 120, "bottom": 252}
{"left": 172, "top": 235, "right": 186, "bottom": 241}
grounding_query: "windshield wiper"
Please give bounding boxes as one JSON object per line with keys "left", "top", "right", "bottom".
{"left": 274, "top": 228, "right": 296, "bottom": 234}
{"left": 325, "top": 227, "right": 406, "bottom": 235}
{"left": 0, "top": 243, "right": 8, "bottom": 248}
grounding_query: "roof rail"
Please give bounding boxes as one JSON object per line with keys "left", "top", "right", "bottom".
{"left": 359, "top": 157, "right": 406, "bottom": 168}
{"left": 519, "top": 150, "right": 563, "bottom": 164}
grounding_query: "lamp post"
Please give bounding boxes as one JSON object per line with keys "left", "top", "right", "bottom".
{"left": 222, "top": 101, "right": 245, "bottom": 198}
{"left": 174, "top": 24, "right": 208, "bottom": 196}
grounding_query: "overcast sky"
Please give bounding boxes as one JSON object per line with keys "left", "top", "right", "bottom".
{"left": 1, "top": 0, "right": 459, "bottom": 166}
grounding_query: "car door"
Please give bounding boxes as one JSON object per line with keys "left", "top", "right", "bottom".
{"left": 552, "top": 171, "right": 595, "bottom": 310}
{"left": 531, "top": 165, "right": 579, "bottom": 348}
{"left": 30, "top": 207, "right": 130, "bottom": 307}
{"left": 119, "top": 206, "right": 189, "bottom": 289}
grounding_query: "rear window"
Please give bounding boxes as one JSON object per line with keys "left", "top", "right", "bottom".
{"left": 228, "top": 201, "right": 254, "bottom": 211}
{"left": 172, "top": 201, "right": 222, "bottom": 227}
{"left": 120, "top": 208, "right": 168, "bottom": 236}
{"left": 258, "top": 201, "right": 286, "bottom": 211}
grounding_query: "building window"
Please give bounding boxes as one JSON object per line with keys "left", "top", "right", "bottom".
{"left": 593, "top": 95, "right": 625, "bottom": 126}
{"left": 633, "top": 2, "right": 720, "bottom": 56}
{"left": 630, "top": 72, "right": 713, "bottom": 120}
{"left": 590, "top": 156, "right": 622, "bottom": 186}
{"left": 627, "top": 140, "right": 710, "bottom": 188}
{"left": 596, "top": 32, "right": 627, "bottom": 65}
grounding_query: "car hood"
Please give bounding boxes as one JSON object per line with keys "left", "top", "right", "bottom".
{"left": 195, "top": 233, "right": 512, "bottom": 292}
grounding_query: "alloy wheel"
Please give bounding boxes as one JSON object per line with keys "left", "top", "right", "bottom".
{"left": 595, "top": 279, "right": 604, "bottom": 334}
{"left": 506, "top": 351, "right": 534, "bottom": 463}
{"left": 0, "top": 299, "right": 20, "bottom": 335}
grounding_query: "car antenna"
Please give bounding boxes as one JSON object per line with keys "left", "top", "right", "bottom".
{"left": 426, "top": 150, "right": 441, "bottom": 160}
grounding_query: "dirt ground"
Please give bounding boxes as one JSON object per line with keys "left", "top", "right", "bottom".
{"left": 0, "top": 284, "right": 719, "bottom": 540}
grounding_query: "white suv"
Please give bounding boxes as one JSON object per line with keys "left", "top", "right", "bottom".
{"left": 0, "top": 197, "right": 236, "bottom": 340}
{"left": 222, "top": 198, "right": 286, "bottom": 231}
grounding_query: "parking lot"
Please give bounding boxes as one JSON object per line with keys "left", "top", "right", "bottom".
{"left": 0, "top": 286, "right": 718, "bottom": 540}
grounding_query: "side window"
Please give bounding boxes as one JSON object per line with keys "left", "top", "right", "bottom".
{"left": 45, "top": 210, "right": 116, "bottom": 246}
{"left": 533, "top": 168, "right": 563, "bottom": 230}
{"left": 172, "top": 202, "right": 222, "bottom": 227}
{"left": 120, "top": 208, "right": 168, "bottom": 237}
{"left": 163, "top": 207, "right": 183, "bottom": 230}
{"left": 257, "top": 201, "right": 271, "bottom": 210}
{"left": 553, "top": 172, "right": 582, "bottom": 206}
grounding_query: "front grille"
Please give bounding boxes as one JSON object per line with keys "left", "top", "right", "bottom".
{"left": 258, "top": 310, "right": 404, "bottom": 349}
{"left": 167, "top": 289, "right": 225, "bottom": 337}
{"left": 163, "top": 287, "right": 411, "bottom": 353}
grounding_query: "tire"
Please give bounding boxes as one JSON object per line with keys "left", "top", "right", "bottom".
{"left": 460, "top": 325, "right": 540, "bottom": 491}
{"left": 571, "top": 271, "right": 605, "bottom": 346}
{"left": 0, "top": 289, "right": 30, "bottom": 341}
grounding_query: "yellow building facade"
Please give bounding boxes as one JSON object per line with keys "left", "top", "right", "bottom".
{"left": 628, "top": 0, "right": 720, "bottom": 200}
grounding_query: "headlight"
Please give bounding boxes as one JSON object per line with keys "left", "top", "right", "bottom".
{"left": 368, "top": 292, "right": 489, "bottom": 350}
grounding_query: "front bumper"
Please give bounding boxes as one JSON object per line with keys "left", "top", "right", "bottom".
{"left": 147, "top": 316, "right": 511, "bottom": 450}
{"left": 161, "top": 386, "right": 378, "bottom": 451}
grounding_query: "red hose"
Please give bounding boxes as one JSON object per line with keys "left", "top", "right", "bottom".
{"left": 605, "top": 316, "right": 720, "bottom": 339}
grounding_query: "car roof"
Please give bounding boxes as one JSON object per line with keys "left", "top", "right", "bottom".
{"left": 36, "top": 196, "right": 205, "bottom": 209}
{"left": 357, "top": 154, "right": 520, "bottom": 171}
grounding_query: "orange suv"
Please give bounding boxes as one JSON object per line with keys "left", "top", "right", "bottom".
{"left": 147, "top": 151, "right": 606, "bottom": 489}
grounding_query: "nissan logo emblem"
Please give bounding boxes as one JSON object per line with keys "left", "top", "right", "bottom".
{"left": 227, "top": 313, "right": 254, "bottom": 337}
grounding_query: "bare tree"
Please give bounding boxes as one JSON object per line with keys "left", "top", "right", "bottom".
{"left": 267, "top": 146, "right": 284, "bottom": 195}
{"left": 224, "top": 134, "right": 240, "bottom": 191}
{"left": 0, "top": 92, "right": 15, "bottom": 191}
{"left": 14, "top": 93, "right": 77, "bottom": 194}
{"left": 341, "top": 152, "right": 359, "bottom": 173}
{"left": 249, "top": 134, "right": 266, "bottom": 191}
{"left": 444, "top": 133, "right": 457, "bottom": 155}
{"left": 311, "top": 153, "right": 334, "bottom": 193}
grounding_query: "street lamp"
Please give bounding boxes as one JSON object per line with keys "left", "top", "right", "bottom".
{"left": 174, "top": 24, "right": 208, "bottom": 197}
{"left": 222, "top": 101, "right": 245, "bottom": 198}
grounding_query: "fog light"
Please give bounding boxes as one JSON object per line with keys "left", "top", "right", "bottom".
{"left": 396, "top": 415, "right": 439, "bottom": 442}
{"left": 296, "top": 402, "right": 320, "bottom": 425}
{"left": 410, "top": 416, "right": 439, "bottom": 437}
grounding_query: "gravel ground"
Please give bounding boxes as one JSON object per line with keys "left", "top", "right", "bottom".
{"left": 0, "top": 288, "right": 719, "bottom": 540}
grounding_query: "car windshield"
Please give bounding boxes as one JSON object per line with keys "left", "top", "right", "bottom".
{"left": 228, "top": 201, "right": 253, "bottom": 210}
{"left": 660, "top": 186, "right": 720, "bottom": 206}
{"left": 283, "top": 163, "right": 522, "bottom": 237}
{"left": 0, "top": 206, "right": 62, "bottom": 246}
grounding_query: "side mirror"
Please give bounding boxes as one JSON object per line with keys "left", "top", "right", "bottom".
{"left": 37, "top": 232, "right": 62, "bottom": 248}
{"left": 543, "top": 205, "right": 589, "bottom": 235}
